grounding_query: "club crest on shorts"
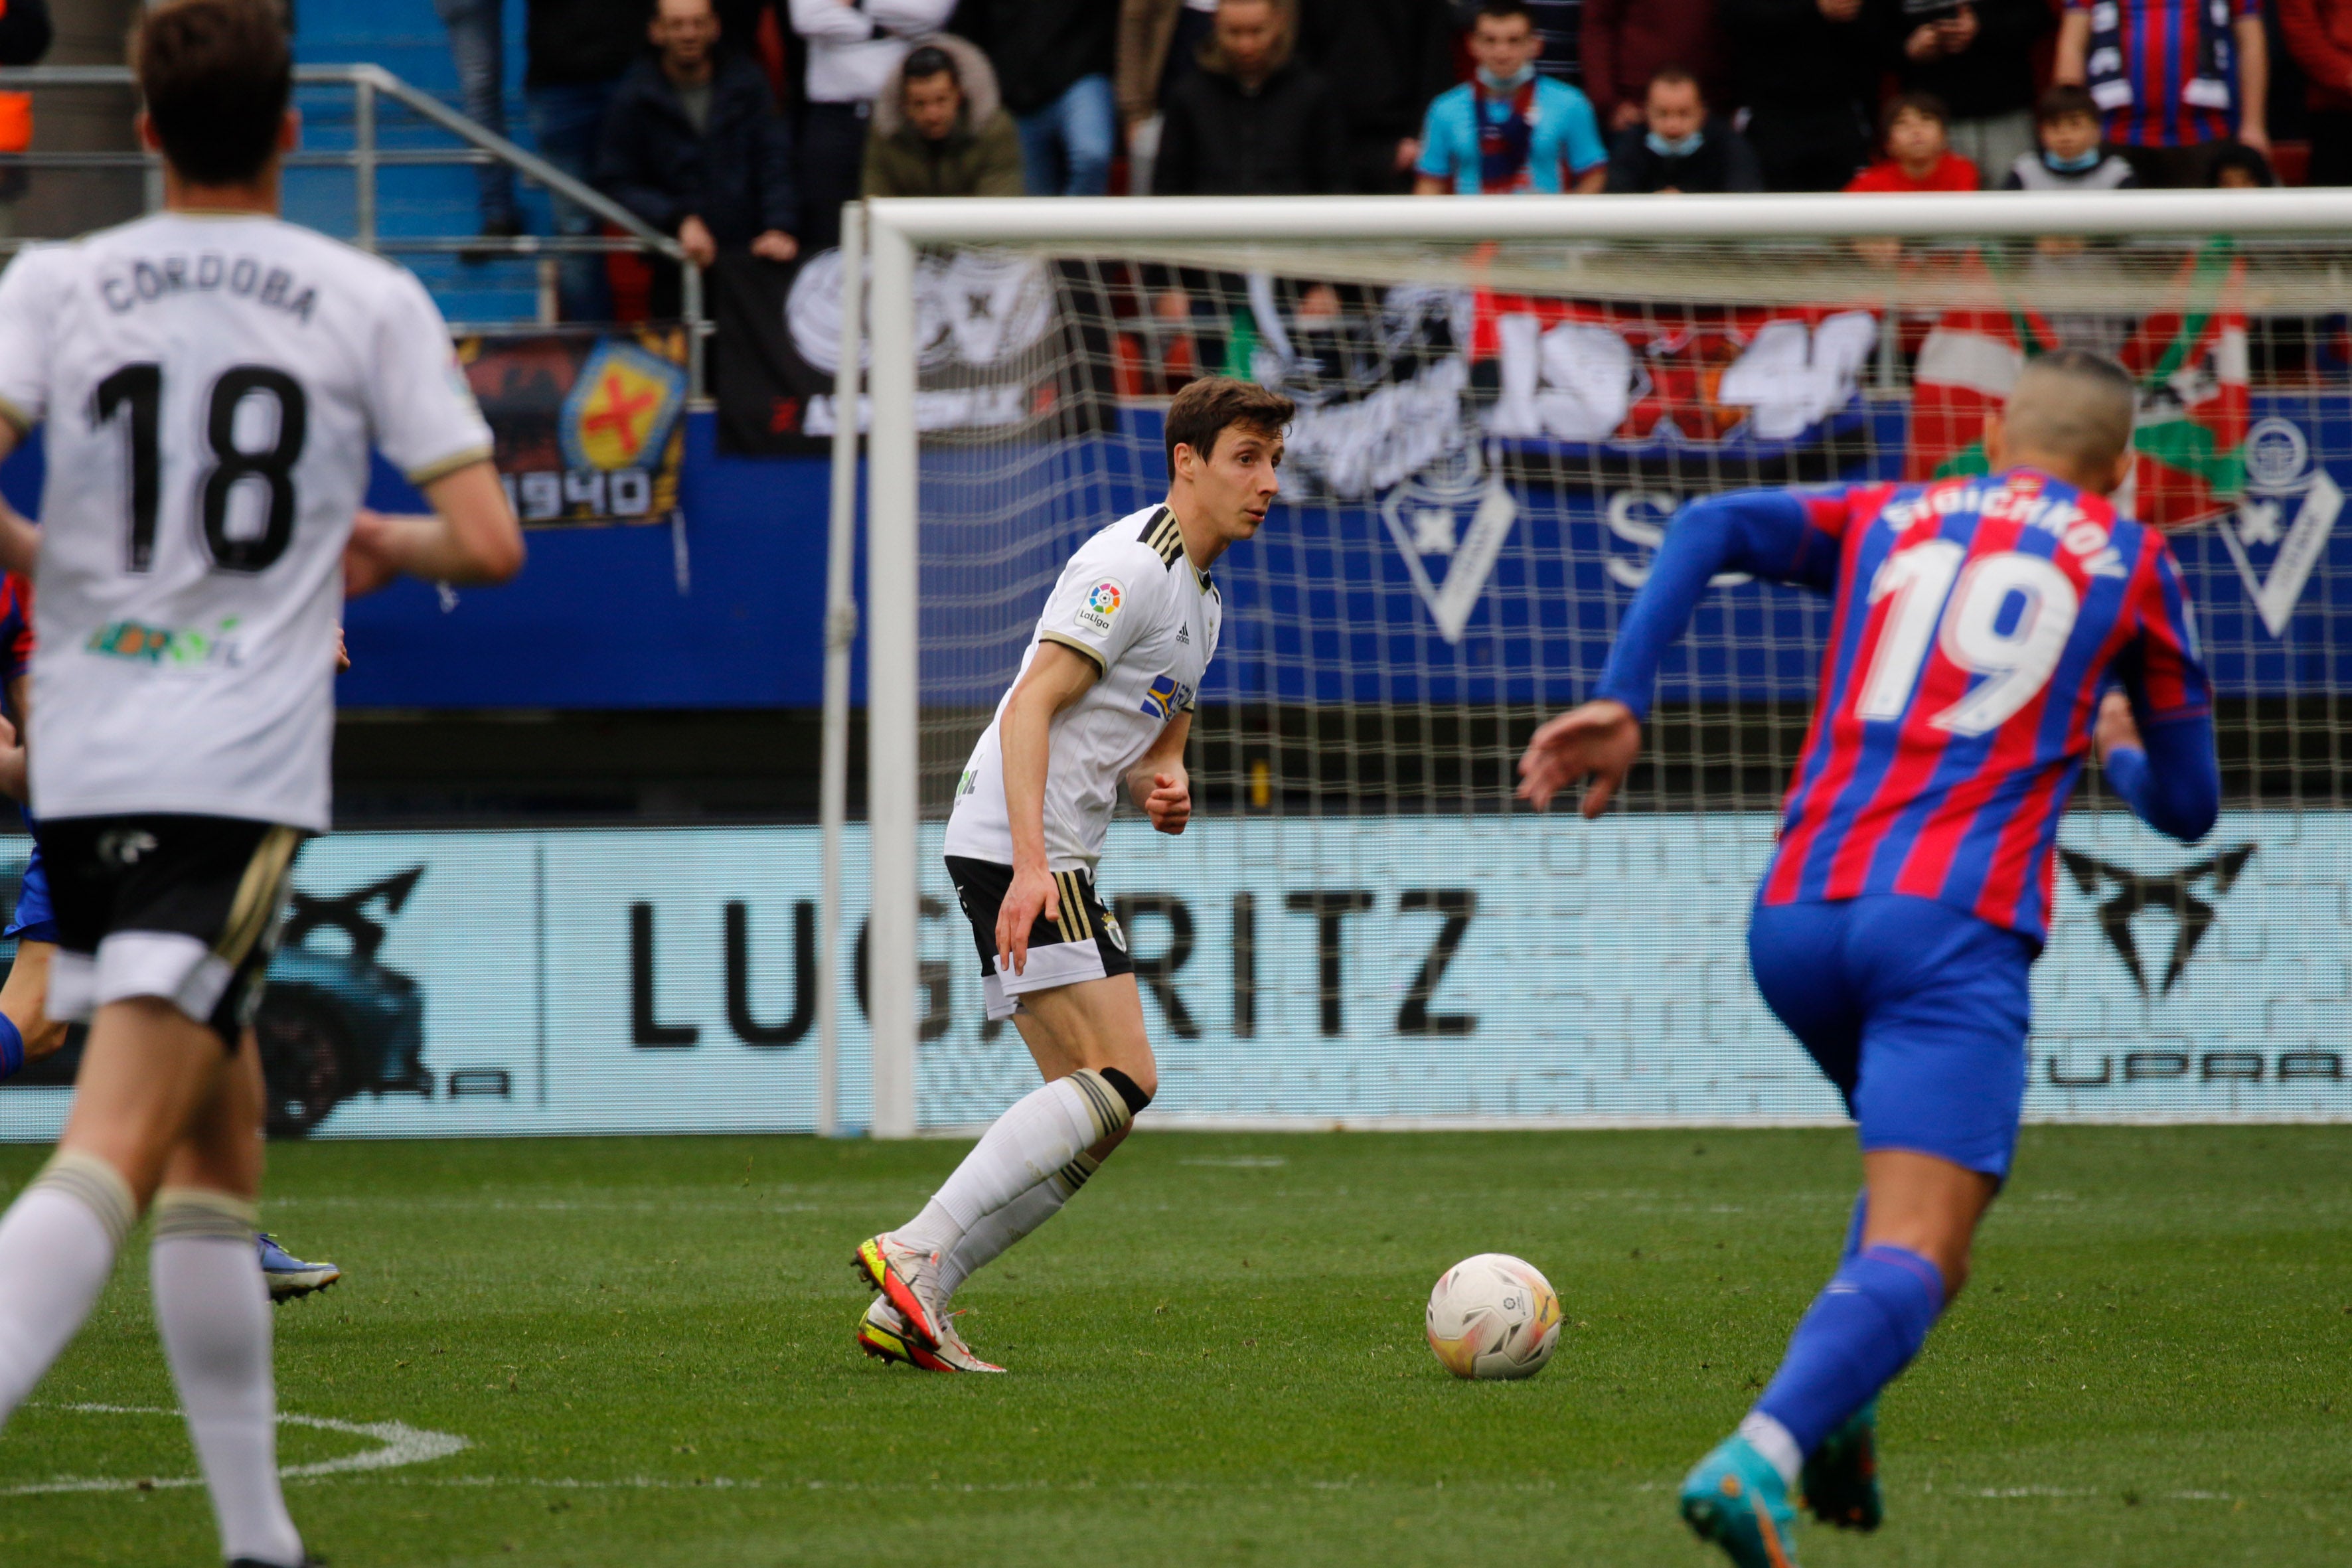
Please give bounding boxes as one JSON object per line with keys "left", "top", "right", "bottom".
{"left": 1074, "top": 578, "right": 1124, "bottom": 637}
{"left": 1099, "top": 909, "right": 1127, "bottom": 953}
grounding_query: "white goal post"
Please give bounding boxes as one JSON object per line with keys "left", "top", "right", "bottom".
{"left": 826, "top": 189, "right": 2352, "bottom": 1140}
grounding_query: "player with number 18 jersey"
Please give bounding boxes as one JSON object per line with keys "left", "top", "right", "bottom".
{"left": 0, "top": 213, "right": 491, "bottom": 847}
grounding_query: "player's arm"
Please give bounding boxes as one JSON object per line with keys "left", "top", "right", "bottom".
{"left": 1518, "top": 489, "right": 1838, "bottom": 815}
{"left": 0, "top": 423, "right": 34, "bottom": 578}
{"left": 0, "top": 708, "right": 22, "bottom": 803}
{"left": 343, "top": 461, "right": 525, "bottom": 595}
{"left": 1127, "top": 710, "right": 1192, "bottom": 836}
{"left": 994, "top": 641, "right": 1100, "bottom": 977}
{"left": 2094, "top": 692, "right": 2218, "bottom": 842}
{"left": 2095, "top": 548, "right": 2219, "bottom": 842}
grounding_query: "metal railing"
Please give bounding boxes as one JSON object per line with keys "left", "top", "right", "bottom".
{"left": 0, "top": 62, "right": 707, "bottom": 400}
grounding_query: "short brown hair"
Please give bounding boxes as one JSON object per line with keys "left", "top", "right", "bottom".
{"left": 1881, "top": 90, "right": 1948, "bottom": 139}
{"left": 132, "top": 0, "right": 292, "bottom": 187}
{"left": 1165, "top": 376, "right": 1294, "bottom": 479}
{"left": 2037, "top": 83, "right": 2100, "bottom": 126}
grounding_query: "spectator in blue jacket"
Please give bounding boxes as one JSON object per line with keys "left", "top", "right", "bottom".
{"left": 1416, "top": 0, "right": 1607, "bottom": 193}
{"left": 597, "top": 0, "right": 800, "bottom": 316}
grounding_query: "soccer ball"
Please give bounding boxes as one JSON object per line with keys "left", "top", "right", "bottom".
{"left": 1425, "top": 1253, "right": 1561, "bottom": 1380}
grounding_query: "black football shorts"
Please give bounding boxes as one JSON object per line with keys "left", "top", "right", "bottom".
{"left": 946, "top": 855, "right": 1135, "bottom": 1020}
{"left": 36, "top": 814, "right": 305, "bottom": 1047}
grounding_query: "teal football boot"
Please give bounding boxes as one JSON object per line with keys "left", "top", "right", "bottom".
{"left": 1680, "top": 1433, "right": 1802, "bottom": 1568}
{"left": 1801, "top": 1401, "right": 1883, "bottom": 1531}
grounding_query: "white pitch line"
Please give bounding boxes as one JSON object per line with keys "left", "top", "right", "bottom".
{"left": 4, "top": 1403, "right": 467, "bottom": 1496}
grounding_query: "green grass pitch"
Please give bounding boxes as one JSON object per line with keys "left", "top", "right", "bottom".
{"left": 0, "top": 1125, "right": 2345, "bottom": 1567}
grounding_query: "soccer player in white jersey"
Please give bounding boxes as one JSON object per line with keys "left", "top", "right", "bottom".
{"left": 0, "top": 5, "right": 524, "bottom": 1565}
{"left": 854, "top": 376, "right": 1293, "bottom": 1373}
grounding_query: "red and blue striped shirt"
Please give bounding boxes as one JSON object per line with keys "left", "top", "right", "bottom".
{"left": 2067, "top": 0, "right": 2260, "bottom": 149}
{"left": 1596, "top": 470, "right": 2214, "bottom": 943}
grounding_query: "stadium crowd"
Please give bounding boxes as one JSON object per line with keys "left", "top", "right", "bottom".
{"left": 427, "top": 0, "right": 2329, "bottom": 316}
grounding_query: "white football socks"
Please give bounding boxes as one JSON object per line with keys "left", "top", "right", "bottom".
{"left": 936, "top": 1149, "right": 1104, "bottom": 1299}
{"left": 151, "top": 1190, "right": 304, "bottom": 1568}
{"left": 897, "top": 1069, "right": 1131, "bottom": 1257}
{"left": 0, "top": 1151, "right": 135, "bottom": 1427}
{"left": 1739, "top": 1411, "right": 1804, "bottom": 1487}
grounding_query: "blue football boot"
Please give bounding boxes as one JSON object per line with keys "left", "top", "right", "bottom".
{"left": 257, "top": 1233, "right": 341, "bottom": 1302}
{"left": 1681, "top": 1433, "right": 1802, "bottom": 1568}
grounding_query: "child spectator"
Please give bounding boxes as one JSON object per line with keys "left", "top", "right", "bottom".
{"left": 2210, "top": 141, "right": 2277, "bottom": 186}
{"left": 1416, "top": 0, "right": 1607, "bottom": 193}
{"left": 1845, "top": 91, "right": 1980, "bottom": 191}
{"left": 2001, "top": 84, "right": 2135, "bottom": 190}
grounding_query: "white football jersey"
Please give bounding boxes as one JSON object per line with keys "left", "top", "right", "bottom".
{"left": 0, "top": 212, "right": 493, "bottom": 831}
{"left": 945, "top": 505, "right": 1221, "bottom": 871}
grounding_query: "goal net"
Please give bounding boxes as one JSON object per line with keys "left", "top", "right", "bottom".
{"left": 842, "top": 193, "right": 2352, "bottom": 1135}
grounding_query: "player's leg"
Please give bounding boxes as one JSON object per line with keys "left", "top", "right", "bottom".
{"left": 149, "top": 1028, "right": 306, "bottom": 1568}
{"left": 858, "top": 860, "right": 1151, "bottom": 1356}
{"left": 1687, "top": 896, "right": 2029, "bottom": 1566}
{"left": 1680, "top": 898, "right": 1865, "bottom": 1565}
{"left": 0, "top": 838, "right": 74, "bottom": 1077}
{"left": 858, "top": 980, "right": 1148, "bottom": 1372}
{"left": 0, "top": 939, "right": 71, "bottom": 1076}
{"left": 919, "top": 980, "right": 1148, "bottom": 1317}
{"left": 197, "top": 1034, "right": 343, "bottom": 1302}
{"left": 0, "top": 994, "right": 216, "bottom": 1429}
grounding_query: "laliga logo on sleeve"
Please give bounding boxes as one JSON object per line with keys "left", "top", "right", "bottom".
{"left": 2221, "top": 416, "right": 2339, "bottom": 638}
{"left": 1074, "top": 579, "right": 1124, "bottom": 637}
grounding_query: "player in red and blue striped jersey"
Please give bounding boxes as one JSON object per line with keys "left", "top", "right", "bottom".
{"left": 1518, "top": 351, "right": 2218, "bottom": 1568}
{"left": 0, "top": 570, "right": 65, "bottom": 1084}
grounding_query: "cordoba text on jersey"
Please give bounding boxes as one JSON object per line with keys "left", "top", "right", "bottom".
{"left": 97, "top": 253, "right": 317, "bottom": 325}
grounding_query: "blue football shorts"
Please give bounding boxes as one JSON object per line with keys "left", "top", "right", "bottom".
{"left": 1748, "top": 892, "right": 2035, "bottom": 1180}
{"left": 5, "top": 828, "right": 55, "bottom": 946}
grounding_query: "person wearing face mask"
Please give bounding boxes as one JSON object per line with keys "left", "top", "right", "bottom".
{"left": 2001, "top": 84, "right": 2136, "bottom": 191}
{"left": 1416, "top": 0, "right": 1607, "bottom": 193}
{"left": 1603, "top": 64, "right": 1760, "bottom": 192}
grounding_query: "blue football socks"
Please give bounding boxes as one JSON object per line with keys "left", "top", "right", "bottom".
{"left": 0, "top": 1014, "right": 22, "bottom": 1081}
{"left": 1753, "top": 1244, "right": 1946, "bottom": 1458}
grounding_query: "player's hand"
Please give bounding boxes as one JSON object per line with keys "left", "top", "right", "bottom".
{"left": 343, "top": 509, "right": 404, "bottom": 598}
{"left": 1141, "top": 769, "right": 1190, "bottom": 835}
{"left": 1516, "top": 699, "right": 1642, "bottom": 817}
{"left": 335, "top": 625, "right": 351, "bottom": 672}
{"left": 997, "top": 862, "right": 1059, "bottom": 978}
{"left": 2094, "top": 688, "right": 2144, "bottom": 763}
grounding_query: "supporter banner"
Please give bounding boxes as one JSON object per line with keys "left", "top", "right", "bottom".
{"left": 1275, "top": 292, "right": 1880, "bottom": 503}
{"left": 458, "top": 327, "right": 689, "bottom": 525}
{"left": 0, "top": 815, "right": 2339, "bottom": 1140}
{"left": 710, "top": 248, "right": 1072, "bottom": 456}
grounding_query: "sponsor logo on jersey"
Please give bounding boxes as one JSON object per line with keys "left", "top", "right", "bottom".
{"left": 86, "top": 617, "right": 242, "bottom": 668}
{"left": 1140, "top": 674, "right": 1184, "bottom": 720}
{"left": 1074, "top": 578, "right": 1124, "bottom": 637}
